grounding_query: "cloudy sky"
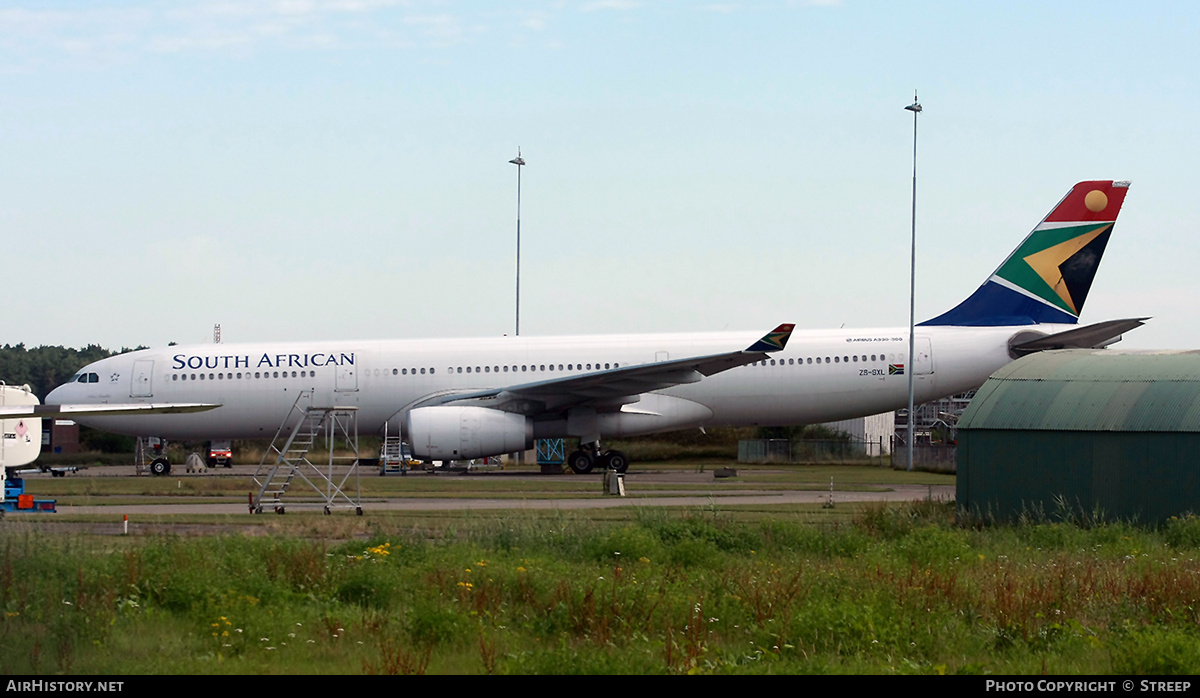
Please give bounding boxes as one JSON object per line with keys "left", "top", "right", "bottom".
{"left": 3, "top": 1, "right": 1197, "bottom": 350}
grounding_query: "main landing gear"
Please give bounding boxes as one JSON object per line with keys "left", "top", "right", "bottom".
{"left": 567, "top": 444, "right": 629, "bottom": 474}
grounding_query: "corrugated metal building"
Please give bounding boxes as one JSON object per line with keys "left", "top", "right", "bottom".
{"left": 957, "top": 349, "right": 1200, "bottom": 523}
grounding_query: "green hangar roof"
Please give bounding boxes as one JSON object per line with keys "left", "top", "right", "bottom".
{"left": 958, "top": 349, "right": 1200, "bottom": 433}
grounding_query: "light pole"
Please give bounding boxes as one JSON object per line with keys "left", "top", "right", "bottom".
{"left": 509, "top": 150, "right": 525, "bottom": 336}
{"left": 904, "top": 92, "right": 921, "bottom": 472}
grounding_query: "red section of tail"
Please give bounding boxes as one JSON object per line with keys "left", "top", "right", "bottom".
{"left": 1043, "top": 180, "right": 1130, "bottom": 223}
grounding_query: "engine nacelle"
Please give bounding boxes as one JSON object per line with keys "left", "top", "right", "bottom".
{"left": 406, "top": 406, "right": 533, "bottom": 460}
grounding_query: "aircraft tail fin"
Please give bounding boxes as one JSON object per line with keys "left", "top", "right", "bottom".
{"left": 920, "top": 180, "right": 1130, "bottom": 327}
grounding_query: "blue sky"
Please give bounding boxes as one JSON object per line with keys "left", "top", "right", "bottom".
{"left": 3, "top": 1, "right": 1197, "bottom": 349}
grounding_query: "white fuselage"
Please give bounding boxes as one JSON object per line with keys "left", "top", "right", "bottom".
{"left": 45, "top": 324, "right": 1056, "bottom": 442}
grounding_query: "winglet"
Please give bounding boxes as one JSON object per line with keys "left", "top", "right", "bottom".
{"left": 745, "top": 323, "right": 795, "bottom": 353}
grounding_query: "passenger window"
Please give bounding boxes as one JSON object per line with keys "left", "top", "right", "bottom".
{"left": 852, "top": 356, "right": 857, "bottom": 363}
{"left": 172, "top": 374, "right": 178, "bottom": 381}
{"left": 466, "top": 367, "right": 472, "bottom": 373}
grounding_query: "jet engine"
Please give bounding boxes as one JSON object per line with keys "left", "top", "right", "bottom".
{"left": 406, "top": 406, "right": 533, "bottom": 460}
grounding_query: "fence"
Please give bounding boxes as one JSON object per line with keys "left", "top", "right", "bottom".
{"left": 890, "top": 442, "right": 957, "bottom": 473}
{"left": 738, "top": 438, "right": 890, "bottom": 466}
{"left": 737, "top": 437, "right": 956, "bottom": 471}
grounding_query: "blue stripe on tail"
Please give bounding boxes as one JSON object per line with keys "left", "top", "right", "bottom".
{"left": 919, "top": 281, "right": 1079, "bottom": 327}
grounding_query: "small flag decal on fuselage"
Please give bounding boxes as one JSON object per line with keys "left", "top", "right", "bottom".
{"left": 889, "top": 364, "right": 905, "bottom": 375}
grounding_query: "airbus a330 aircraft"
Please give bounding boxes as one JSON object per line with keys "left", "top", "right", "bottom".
{"left": 38, "top": 180, "right": 1143, "bottom": 474}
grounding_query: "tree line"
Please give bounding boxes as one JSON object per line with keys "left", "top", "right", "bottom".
{"left": 0, "top": 344, "right": 145, "bottom": 401}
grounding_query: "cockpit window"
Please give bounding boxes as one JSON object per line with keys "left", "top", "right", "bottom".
{"left": 87, "top": 373, "right": 99, "bottom": 383}
{"left": 75, "top": 374, "right": 86, "bottom": 382}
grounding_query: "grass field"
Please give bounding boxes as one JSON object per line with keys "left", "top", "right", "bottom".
{"left": 4, "top": 462, "right": 1200, "bottom": 675}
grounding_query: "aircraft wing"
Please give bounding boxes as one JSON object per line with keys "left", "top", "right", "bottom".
{"left": 424, "top": 323, "right": 795, "bottom": 414}
{"left": 0, "top": 402, "right": 221, "bottom": 419}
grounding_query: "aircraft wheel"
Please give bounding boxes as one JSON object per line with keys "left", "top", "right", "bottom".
{"left": 150, "top": 458, "right": 170, "bottom": 476}
{"left": 324, "top": 506, "right": 331, "bottom": 516}
{"left": 606, "top": 450, "right": 629, "bottom": 474}
{"left": 568, "top": 450, "right": 594, "bottom": 474}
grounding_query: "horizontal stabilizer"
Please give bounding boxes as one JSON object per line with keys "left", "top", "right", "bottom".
{"left": 1010, "top": 318, "right": 1149, "bottom": 356}
{"left": 0, "top": 402, "right": 221, "bottom": 419}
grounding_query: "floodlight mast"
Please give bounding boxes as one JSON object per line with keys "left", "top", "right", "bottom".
{"left": 509, "top": 151, "right": 526, "bottom": 336}
{"left": 904, "top": 92, "right": 922, "bottom": 472}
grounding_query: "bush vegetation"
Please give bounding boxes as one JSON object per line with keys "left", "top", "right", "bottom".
{"left": 4, "top": 506, "right": 1200, "bottom": 674}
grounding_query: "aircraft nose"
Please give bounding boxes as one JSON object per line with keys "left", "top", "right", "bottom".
{"left": 46, "top": 383, "right": 68, "bottom": 406}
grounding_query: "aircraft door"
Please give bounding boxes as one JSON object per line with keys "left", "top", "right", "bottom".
{"left": 336, "top": 364, "right": 358, "bottom": 392}
{"left": 914, "top": 336, "right": 933, "bottom": 375}
{"left": 131, "top": 360, "right": 154, "bottom": 397}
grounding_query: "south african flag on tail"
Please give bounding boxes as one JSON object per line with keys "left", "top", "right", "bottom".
{"left": 921, "top": 181, "right": 1130, "bottom": 327}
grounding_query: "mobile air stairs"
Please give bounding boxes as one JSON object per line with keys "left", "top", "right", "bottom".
{"left": 250, "top": 391, "right": 362, "bottom": 515}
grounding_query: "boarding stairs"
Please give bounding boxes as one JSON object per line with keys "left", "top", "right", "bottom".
{"left": 379, "top": 428, "right": 408, "bottom": 475}
{"left": 250, "top": 390, "right": 362, "bottom": 515}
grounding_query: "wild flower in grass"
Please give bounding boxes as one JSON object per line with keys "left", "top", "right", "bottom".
{"left": 367, "top": 543, "right": 393, "bottom": 558}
